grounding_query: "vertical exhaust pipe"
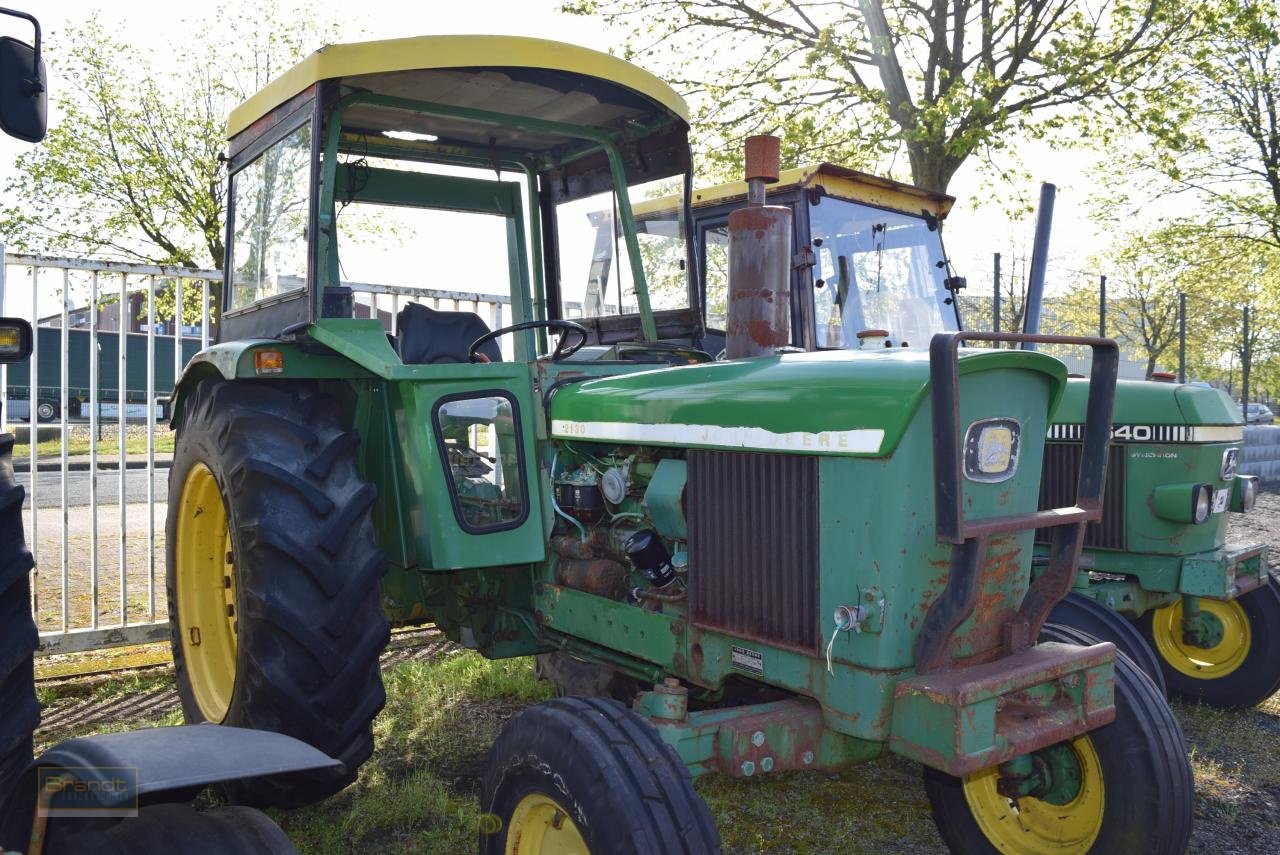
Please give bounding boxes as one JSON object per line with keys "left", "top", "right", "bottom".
{"left": 725, "top": 135, "right": 791, "bottom": 359}
{"left": 1021, "top": 182, "right": 1056, "bottom": 350}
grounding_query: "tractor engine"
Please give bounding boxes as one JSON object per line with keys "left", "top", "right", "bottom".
{"left": 536, "top": 341, "right": 1080, "bottom": 742}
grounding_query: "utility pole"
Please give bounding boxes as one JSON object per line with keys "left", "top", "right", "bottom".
{"left": 993, "top": 252, "right": 1001, "bottom": 337}
{"left": 1178, "top": 292, "right": 1186, "bottom": 383}
{"left": 1099, "top": 274, "right": 1106, "bottom": 338}
{"left": 1242, "top": 305, "right": 1251, "bottom": 421}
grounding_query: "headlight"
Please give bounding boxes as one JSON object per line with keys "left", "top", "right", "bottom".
{"left": 1221, "top": 448, "right": 1239, "bottom": 480}
{"left": 963, "top": 418, "right": 1020, "bottom": 483}
{"left": 0, "top": 317, "right": 32, "bottom": 362}
{"left": 1232, "top": 475, "right": 1259, "bottom": 513}
{"left": 1153, "top": 482, "right": 1215, "bottom": 524}
{"left": 1193, "top": 484, "right": 1212, "bottom": 524}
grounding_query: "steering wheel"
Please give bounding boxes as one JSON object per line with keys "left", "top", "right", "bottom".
{"left": 469, "top": 320, "right": 590, "bottom": 363}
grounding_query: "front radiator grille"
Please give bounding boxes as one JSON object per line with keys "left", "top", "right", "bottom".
{"left": 687, "top": 451, "right": 819, "bottom": 652}
{"left": 1037, "top": 443, "right": 1126, "bottom": 549}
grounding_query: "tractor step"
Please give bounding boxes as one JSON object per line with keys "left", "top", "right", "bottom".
{"left": 889, "top": 641, "right": 1116, "bottom": 776}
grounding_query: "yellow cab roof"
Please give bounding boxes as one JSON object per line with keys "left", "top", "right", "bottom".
{"left": 227, "top": 34, "right": 689, "bottom": 140}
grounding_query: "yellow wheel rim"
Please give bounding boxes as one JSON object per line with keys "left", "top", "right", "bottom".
{"left": 174, "top": 462, "right": 238, "bottom": 722}
{"left": 503, "top": 792, "right": 589, "bottom": 855}
{"left": 1149, "top": 598, "right": 1250, "bottom": 679}
{"left": 962, "top": 737, "right": 1104, "bottom": 854}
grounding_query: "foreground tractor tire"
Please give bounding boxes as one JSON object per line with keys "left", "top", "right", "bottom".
{"left": 480, "top": 697, "right": 721, "bottom": 854}
{"left": 47, "top": 804, "right": 295, "bottom": 854}
{"left": 923, "top": 623, "right": 1193, "bottom": 855}
{"left": 1049, "top": 591, "right": 1168, "bottom": 696}
{"left": 166, "top": 377, "right": 388, "bottom": 807}
{"left": 1137, "top": 577, "right": 1280, "bottom": 708}
{"left": 0, "top": 434, "right": 38, "bottom": 844}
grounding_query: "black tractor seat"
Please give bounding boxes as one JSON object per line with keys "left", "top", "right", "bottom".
{"left": 396, "top": 303, "right": 502, "bottom": 365}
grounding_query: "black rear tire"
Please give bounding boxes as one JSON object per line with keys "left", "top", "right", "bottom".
{"left": 1049, "top": 591, "right": 1167, "bottom": 696}
{"left": 481, "top": 696, "right": 721, "bottom": 854}
{"left": 0, "top": 433, "right": 38, "bottom": 849}
{"left": 167, "top": 377, "right": 388, "bottom": 808}
{"left": 1137, "top": 576, "right": 1280, "bottom": 708}
{"left": 923, "top": 622, "right": 1193, "bottom": 854}
{"left": 47, "top": 803, "right": 295, "bottom": 854}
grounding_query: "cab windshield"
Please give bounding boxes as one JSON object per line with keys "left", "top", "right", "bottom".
{"left": 809, "top": 196, "right": 959, "bottom": 348}
{"left": 555, "top": 176, "right": 688, "bottom": 319}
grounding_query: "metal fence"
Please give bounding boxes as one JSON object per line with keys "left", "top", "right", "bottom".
{"left": 2, "top": 252, "right": 511, "bottom": 656}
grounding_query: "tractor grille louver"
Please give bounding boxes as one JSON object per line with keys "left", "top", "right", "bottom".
{"left": 687, "top": 451, "right": 819, "bottom": 651}
{"left": 1037, "top": 443, "right": 1126, "bottom": 550}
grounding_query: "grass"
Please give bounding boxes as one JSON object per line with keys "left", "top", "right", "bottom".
{"left": 1174, "top": 693, "right": 1280, "bottom": 852}
{"left": 31, "top": 647, "right": 1280, "bottom": 854}
{"left": 271, "top": 651, "right": 554, "bottom": 854}
{"left": 273, "top": 652, "right": 946, "bottom": 854}
{"left": 14, "top": 433, "right": 174, "bottom": 459}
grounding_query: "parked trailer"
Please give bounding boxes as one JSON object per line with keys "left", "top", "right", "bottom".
{"left": 4, "top": 327, "right": 201, "bottom": 420}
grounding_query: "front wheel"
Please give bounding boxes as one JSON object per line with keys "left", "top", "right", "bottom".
{"left": 1048, "top": 591, "right": 1167, "bottom": 696}
{"left": 923, "top": 623, "right": 1193, "bottom": 854}
{"left": 480, "top": 697, "right": 721, "bottom": 854}
{"left": 1137, "top": 576, "right": 1280, "bottom": 708}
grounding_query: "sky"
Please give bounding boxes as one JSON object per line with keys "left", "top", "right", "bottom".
{"left": 1, "top": 0, "right": 1129, "bottom": 317}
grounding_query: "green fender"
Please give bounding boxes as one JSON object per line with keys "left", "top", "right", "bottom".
{"left": 169, "top": 335, "right": 377, "bottom": 429}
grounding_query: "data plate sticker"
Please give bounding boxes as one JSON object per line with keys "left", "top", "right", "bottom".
{"left": 731, "top": 646, "right": 764, "bottom": 676}
{"left": 1212, "top": 488, "right": 1230, "bottom": 514}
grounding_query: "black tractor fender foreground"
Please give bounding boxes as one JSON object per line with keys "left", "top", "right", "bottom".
{"left": 0, "top": 725, "right": 338, "bottom": 853}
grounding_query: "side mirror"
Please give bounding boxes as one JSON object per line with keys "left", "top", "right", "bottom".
{"left": 0, "top": 317, "right": 33, "bottom": 363}
{"left": 0, "top": 10, "right": 45, "bottom": 143}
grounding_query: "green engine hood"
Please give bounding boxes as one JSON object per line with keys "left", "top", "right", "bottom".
{"left": 550, "top": 347, "right": 1067, "bottom": 458}
{"left": 1051, "top": 378, "right": 1242, "bottom": 428}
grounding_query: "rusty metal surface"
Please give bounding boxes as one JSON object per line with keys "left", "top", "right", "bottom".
{"left": 744, "top": 135, "right": 781, "bottom": 183}
{"left": 688, "top": 451, "right": 819, "bottom": 651}
{"left": 554, "top": 558, "right": 629, "bottom": 601}
{"left": 915, "top": 537, "right": 988, "bottom": 674}
{"left": 725, "top": 205, "right": 791, "bottom": 358}
{"left": 1038, "top": 443, "right": 1127, "bottom": 549}
{"left": 549, "top": 535, "right": 594, "bottom": 560}
{"left": 891, "top": 641, "right": 1117, "bottom": 776}
{"left": 926, "top": 331, "right": 1118, "bottom": 661}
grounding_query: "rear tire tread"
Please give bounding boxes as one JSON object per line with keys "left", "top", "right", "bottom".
{"left": 168, "top": 378, "right": 387, "bottom": 808}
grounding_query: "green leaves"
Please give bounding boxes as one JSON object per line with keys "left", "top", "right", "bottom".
{"left": 1, "top": 6, "right": 343, "bottom": 268}
{"left": 578, "top": 0, "right": 1195, "bottom": 193}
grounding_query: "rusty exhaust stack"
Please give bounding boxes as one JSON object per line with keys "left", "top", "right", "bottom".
{"left": 725, "top": 135, "right": 790, "bottom": 359}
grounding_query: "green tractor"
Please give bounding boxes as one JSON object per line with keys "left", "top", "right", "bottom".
{"left": 166, "top": 36, "right": 1194, "bottom": 852}
{"left": 650, "top": 159, "right": 1275, "bottom": 709}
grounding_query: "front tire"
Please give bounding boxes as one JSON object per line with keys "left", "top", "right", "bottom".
{"left": 166, "top": 377, "right": 388, "bottom": 807}
{"left": 1048, "top": 591, "right": 1167, "bottom": 696}
{"left": 480, "top": 697, "right": 721, "bottom": 854}
{"left": 923, "top": 623, "right": 1193, "bottom": 854}
{"left": 1137, "top": 576, "right": 1280, "bottom": 708}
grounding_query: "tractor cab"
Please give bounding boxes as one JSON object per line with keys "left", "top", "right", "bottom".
{"left": 217, "top": 35, "right": 696, "bottom": 359}
{"left": 589, "top": 163, "right": 960, "bottom": 353}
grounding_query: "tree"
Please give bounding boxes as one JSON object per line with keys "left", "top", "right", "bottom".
{"left": 1097, "top": 1, "right": 1280, "bottom": 249}
{"left": 0, "top": 7, "right": 339, "bottom": 272}
{"left": 566, "top": 0, "right": 1193, "bottom": 192}
{"left": 1045, "top": 222, "right": 1280, "bottom": 382}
